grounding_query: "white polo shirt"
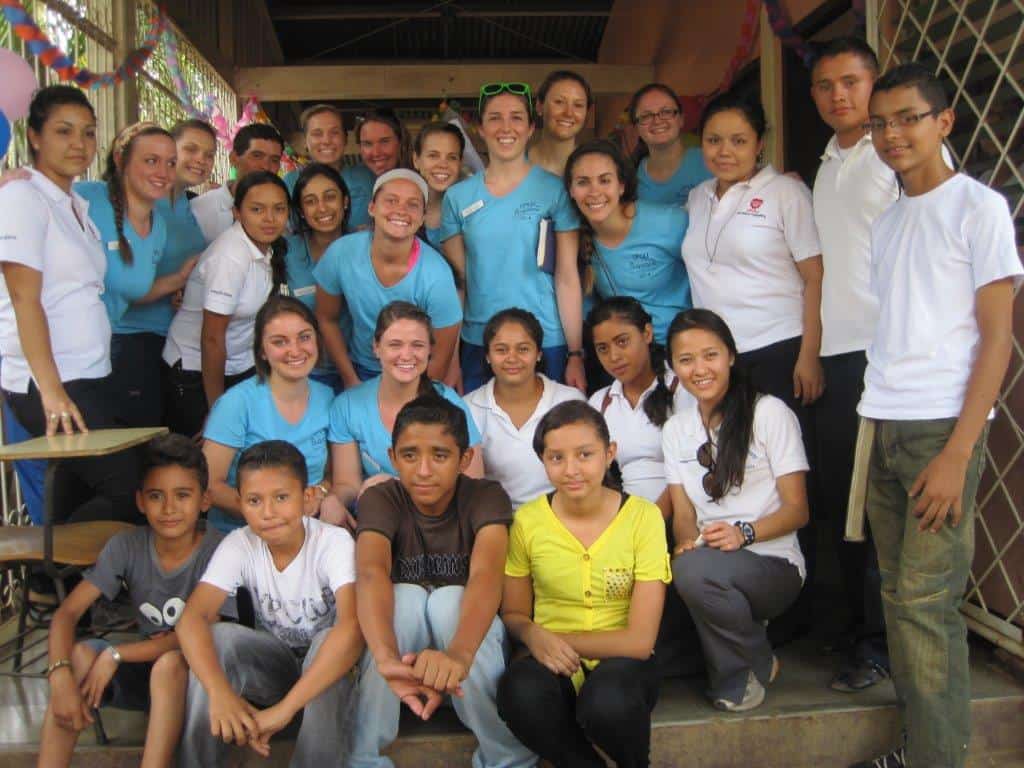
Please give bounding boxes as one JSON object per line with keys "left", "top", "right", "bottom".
{"left": 813, "top": 134, "right": 899, "bottom": 357}
{"left": 589, "top": 374, "right": 695, "bottom": 503}
{"left": 190, "top": 184, "right": 234, "bottom": 245}
{"left": 163, "top": 221, "right": 273, "bottom": 375}
{"left": 662, "top": 395, "right": 807, "bottom": 579}
{"left": 465, "top": 374, "right": 585, "bottom": 508}
{"left": 682, "top": 166, "right": 821, "bottom": 353}
{"left": 859, "top": 173, "right": 1023, "bottom": 420}
{"left": 0, "top": 169, "right": 111, "bottom": 393}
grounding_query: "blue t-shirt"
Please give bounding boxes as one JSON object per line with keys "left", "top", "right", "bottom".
{"left": 328, "top": 376, "right": 481, "bottom": 478}
{"left": 637, "top": 148, "right": 712, "bottom": 208}
{"left": 203, "top": 375, "right": 334, "bottom": 532}
{"left": 75, "top": 181, "right": 169, "bottom": 333}
{"left": 312, "top": 231, "right": 461, "bottom": 376}
{"left": 117, "top": 194, "right": 208, "bottom": 336}
{"left": 424, "top": 225, "right": 442, "bottom": 251}
{"left": 439, "top": 166, "right": 579, "bottom": 346}
{"left": 283, "top": 233, "right": 320, "bottom": 310}
{"left": 591, "top": 200, "right": 691, "bottom": 343}
{"left": 286, "top": 163, "right": 376, "bottom": 233}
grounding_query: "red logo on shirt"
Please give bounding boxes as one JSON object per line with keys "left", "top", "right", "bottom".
{"left": 749, "top": 198, "right": 763, "bottom": 211}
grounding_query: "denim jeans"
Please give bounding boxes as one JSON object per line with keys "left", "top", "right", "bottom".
{"left": 180, "top": 623, "right": 356, "bottom": 768}
{"left": 351, "top": 584, "right": 536, "bottom": 768}
{"left": 866, "top": 418, "right": 987, "bottom": 768}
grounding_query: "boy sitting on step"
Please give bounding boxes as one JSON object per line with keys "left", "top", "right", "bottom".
{"left": 38, "top": 434, "right": 230, "bottom": 768}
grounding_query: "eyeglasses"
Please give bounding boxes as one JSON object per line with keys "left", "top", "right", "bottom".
{"left": 634, "top": 107, "right": 680, "bottom": 126}
{"left": 478, "top": 82, "right": 533, "bottom": 116}
{"left": 697, "top": 439, "right": 723, "bottom": 498}
{"left": 862, "top": 109, "right": 939, "bottom": 133}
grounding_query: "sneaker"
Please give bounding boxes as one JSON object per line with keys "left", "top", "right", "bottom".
{"left": 830, "top": 659, "right": 889, "bottom": 693}
{"left": 713, "top": 671, "right": 766, "bottom": 712}
{"left": 848, "top": 746, "right": 906, "bottom": 768}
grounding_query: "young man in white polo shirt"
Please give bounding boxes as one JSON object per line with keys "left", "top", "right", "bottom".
{"left": 809, "top": 37, "right": 893, "bottom": 694}
{"left": 850, "top": 64, "right": 1022, "bottom": 768}
{"left": 191, "top": 124, "right": 285, "bottom": 244}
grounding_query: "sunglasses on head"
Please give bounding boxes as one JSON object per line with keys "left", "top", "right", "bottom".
{"left": 478, "top": 82, "right": 533, "bottom": 116}
{"left": 697, "top": 439, "right": 723, "bottom": 499}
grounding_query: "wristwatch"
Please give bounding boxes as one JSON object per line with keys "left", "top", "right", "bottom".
{"left": 734, "top": 521, "right": 756, "bottom": 548}
{"left": 106, "top": 645, "right": 123, "bottom": 665}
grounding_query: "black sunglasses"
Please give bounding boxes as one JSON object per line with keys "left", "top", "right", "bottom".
{"left": 697, "top": 439, "right": 722, "bottom": 498}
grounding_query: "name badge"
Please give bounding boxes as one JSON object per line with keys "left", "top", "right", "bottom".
{"left": 461, "top": 200, "right": 484, "bottom": 218}
{"left": 107, "top": 240, "right": 120, "bottom": 251}
{"left": 294, "top": 285, "right": 316, "bottom": 297}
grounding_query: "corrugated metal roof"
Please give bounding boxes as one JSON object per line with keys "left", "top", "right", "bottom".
{"left": 267, "top": 0, "right": 613, "bottom": 63}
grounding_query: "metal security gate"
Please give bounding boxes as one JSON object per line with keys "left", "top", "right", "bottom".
{"left": 873, "top": 0, "right": 1024, "bottom": 657}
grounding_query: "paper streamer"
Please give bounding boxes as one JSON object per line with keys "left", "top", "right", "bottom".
{"left": 0, "top": 0, "right": 166, "bottom": 89}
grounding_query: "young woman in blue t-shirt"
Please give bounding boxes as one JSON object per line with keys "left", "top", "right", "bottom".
{"left": 630, "top": 83, "right": 712, "bottom": 208}
{"left": 322, "top": 301, "right": 482, "bottom": 530}
{"left": 440, "top": 82, "right": 585, "bottom": 393}
{"left": 75, "top": 123, "right": 198, "bottom": 427}
{"left": 202, "top": 294, "right": 334, "bottom": 532}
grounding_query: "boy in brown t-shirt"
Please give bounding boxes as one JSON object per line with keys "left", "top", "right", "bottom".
{"left": 350, "top": 395, "right": 535, "bottom": 768}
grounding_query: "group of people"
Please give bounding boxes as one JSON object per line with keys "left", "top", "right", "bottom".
{"left": 0, "top": 33, "right": 1018, "bottom": 768}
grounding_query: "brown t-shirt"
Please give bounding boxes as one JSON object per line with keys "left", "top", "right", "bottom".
{"left": 356, "top": 476, "right": 513, "bottom": 587}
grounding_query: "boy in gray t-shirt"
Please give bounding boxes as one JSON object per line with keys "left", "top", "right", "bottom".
{"left": 39, "top": 435, "right": 229, "bottom": 768}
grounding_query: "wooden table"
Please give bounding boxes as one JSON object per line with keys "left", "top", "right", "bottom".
{"left": 0, "top": 426, "right": 167, "bottom": 593}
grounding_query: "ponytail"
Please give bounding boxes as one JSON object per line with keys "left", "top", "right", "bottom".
{"left": 105, "top": 169, "right": 133, "bottom": 265}
{"left": 643, "top": 341, "right": 673, "bottom": 427}
{"left": 269, "top": 237, "right": 288, "bottom": 296}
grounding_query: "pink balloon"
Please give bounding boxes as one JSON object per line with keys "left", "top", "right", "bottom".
{"left": 0, "top": 49, "right": 39, "bottom": 121}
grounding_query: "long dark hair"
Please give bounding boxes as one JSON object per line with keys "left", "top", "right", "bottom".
{"left": 252, "top": 294, "right": 323, "bottom": 380}
{"left": 533, "top": 400, "right": 620, "bottom": 490}
{"left": 291, "top": 162, "right": 351, "bottom": 235}
{"left": 588, "top": 297, "right": 673, "bottom": 427}
{"left": 233, "top": 171, "right": 289, "bottom": 292}
{"left": 667, "top": 308, "right": 759, "bottom": 501}
{"left": 628, "top": 83, "right": 684, "bottom": 164}
{"left": 103, "top": 123, "right": 174, "bottom": 266}
{"left": 373, "top": 301, "right": 441, "bottom": 399}
{"left": 564, "top": 139, "right": 638, "bottom": 295}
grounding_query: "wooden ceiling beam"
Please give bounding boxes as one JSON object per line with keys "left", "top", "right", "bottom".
{"left": 235, "top": 62, "right": 652, "bottom": 101}
{"left": 270, "top": 5, "right": 612, "bottom": 21}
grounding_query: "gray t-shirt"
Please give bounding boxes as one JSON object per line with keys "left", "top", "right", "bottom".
{"left": 85, "top": 526, "right": 235, "bottom": 637}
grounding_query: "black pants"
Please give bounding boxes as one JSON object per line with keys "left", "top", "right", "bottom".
{"left": 162, "top": 361, "right": 253, "bottom": 438}
{"left": 736, "top": 335, "right": 817, "bottom": 638}
{"left": 109, "top": 332, "right": 166, "bottom": 428}
{"left": 815, "top": 351, "right": 888, "bottom": 668}
{"left": 5, "top": 377, "right": 139, "bottom": 523}
{"left": 497, "top": 655, "right": 660, "bottom": 768}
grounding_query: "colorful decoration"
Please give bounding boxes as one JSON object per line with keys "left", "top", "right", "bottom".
{"left": 0, "top": 108, "right": 11, "bottom": 159}
{"left": 0, "top": 0, "right": 166, "bottom": 89}
{"left": 161, "top": 28, "right": 217, "bottom": 121}
{"left": 0, "top": 47, "right": 38, "bottom": 119}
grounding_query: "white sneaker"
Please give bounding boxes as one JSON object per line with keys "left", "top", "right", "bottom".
{"left": 713, "top": 671, "right": 766, "bottom": 712}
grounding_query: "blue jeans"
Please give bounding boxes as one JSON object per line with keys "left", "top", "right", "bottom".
{"left": 351, "top": 584, "right": 536, "bottom": 768}
{"left": 180, "top": 623, "right": 356, "bottom": 768}
{"left": 2, "top": 400, "right": 44, "bottom": 525}
{"left": 866, "top": 418, "right": 987, "bottom": 768}
{"left": 461, "top": 341, "right": 568, "bottom": 393}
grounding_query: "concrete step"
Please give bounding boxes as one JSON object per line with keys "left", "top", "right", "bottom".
{"left": 2, "top": 640, "right": 1022, "bottom": 767}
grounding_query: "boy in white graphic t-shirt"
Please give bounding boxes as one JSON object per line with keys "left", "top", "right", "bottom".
{"left": 176, "top": 440, "right": 363, "bottom": 767}
{"left": 850, "top": 64, "right": 1022, "bottom": 768}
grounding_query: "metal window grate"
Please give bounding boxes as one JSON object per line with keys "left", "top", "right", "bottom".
{"left": 877, "top": 0, "right": 1024, "bottom": 658}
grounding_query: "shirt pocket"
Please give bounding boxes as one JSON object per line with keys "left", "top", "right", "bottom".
{"left": 603, "top": 566, "right": 635, "bottom": 601}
